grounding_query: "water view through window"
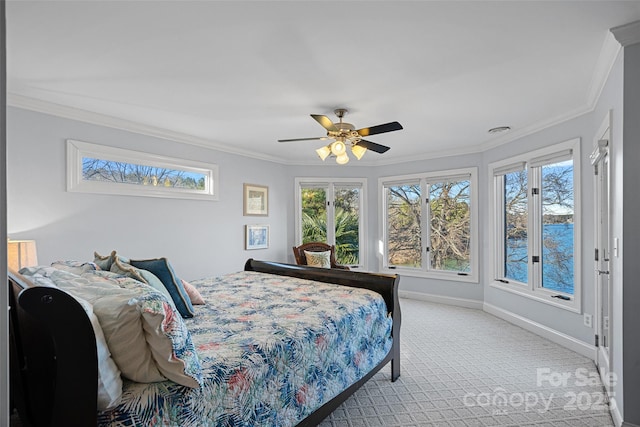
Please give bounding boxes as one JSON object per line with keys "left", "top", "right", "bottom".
{"left": 504, "top": 160, "right": 574, "bottom": 294}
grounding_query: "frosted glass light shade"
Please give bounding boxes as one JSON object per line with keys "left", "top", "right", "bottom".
{"left": 331, "top": 140, "right": 346, "bottom": 156}
{"left": 336, "top": 153, "right": 350, "bottom": 165}
{"left": 351, "top": 144, "right": 367, "bottom": 160}
{"left": 7, "top": 239, "right": 38, "bottom": 271}
{"left": 316, "top": 145, "right": 331, "bottom": 161}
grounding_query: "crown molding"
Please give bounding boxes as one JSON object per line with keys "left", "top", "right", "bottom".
{"left": 6, "top": 93, "right": 285, "bottom": 165}
{"left": 611, "top": 20, "right": 640, "bottom": 47}
{"left": 586, "top": 31, "right": 622, "bottom": 107}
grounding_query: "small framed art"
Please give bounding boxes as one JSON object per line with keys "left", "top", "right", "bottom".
{"left": 243, "top": 183, "right": 268, "bottom": 216}
{"left": 245, "top": 224, "right": 269, "bottom": 250}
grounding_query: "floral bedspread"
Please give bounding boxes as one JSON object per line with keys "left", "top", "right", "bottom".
{"left": 98, "top": 271, "right": 393, "bottom": 427}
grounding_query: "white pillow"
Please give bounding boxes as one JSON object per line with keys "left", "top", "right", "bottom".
{"left": 304, "top": 250, "right": 331, "bottom": 268}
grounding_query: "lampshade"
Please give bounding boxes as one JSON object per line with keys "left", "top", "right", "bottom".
{"left": 336, "top": 153, "right": 350, "bottom": 165}
{"left": 7, "top": 239, "right": 38, "bottom": 271}
{"left": 316, "top": 145, "right": 332, "bottom": 161}
{"left": 351, "top": 144, "right": 367, "bottom": 160}
{"left": 330, "top": 139, "right": 347, "bottom": 156}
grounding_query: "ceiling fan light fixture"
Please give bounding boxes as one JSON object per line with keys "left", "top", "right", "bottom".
{"left": 351, "top": 144, "right": 367, "bottom": 160}
{"left": 316, "top": 145, "right": 332, "bottom": 161}
{"left": 336, "top": 153, "right": 350, "bottom": 165}
{"left": 331, "top": 139, "right": 347, "bottom": 156}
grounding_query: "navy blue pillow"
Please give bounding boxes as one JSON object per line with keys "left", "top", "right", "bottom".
{"left": 129, "top": 257, "right": 195, "bottom": 318}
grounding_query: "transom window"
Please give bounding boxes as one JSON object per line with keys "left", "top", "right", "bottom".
{"left": 379, "top": 168, "right": 478, "bottom": 282}
{"left": 67, "top": 139, "right": 218, "bottom": 200}
{"left": 490, "top": 139, "right": 581, "bottom": 311}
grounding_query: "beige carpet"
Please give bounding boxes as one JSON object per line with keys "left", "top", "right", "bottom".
{"left": 319, "top": 298, "right": 614, "bottom": 427}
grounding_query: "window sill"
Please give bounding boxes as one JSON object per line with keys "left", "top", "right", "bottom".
{"left": 489, "top": 280, "right": 581, "bottom": 313}
{"left": 381, "top": 267, "right": 478, "bottom": 284}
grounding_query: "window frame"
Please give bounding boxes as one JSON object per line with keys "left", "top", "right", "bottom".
{"left": 67, "top": 139, "right": 219, "bottom": 201}
{"left": 378, "top": 167, "right": 478, "bottom": 283}
{"left": 489, "top": 138, "right": 581, "bottom": 312}
{"left": 294, "top": 177, "right": 367, "bottom": 269}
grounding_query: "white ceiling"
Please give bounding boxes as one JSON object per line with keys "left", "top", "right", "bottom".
{"left": 6, "top": 1, "right": 640, "bottom": 165}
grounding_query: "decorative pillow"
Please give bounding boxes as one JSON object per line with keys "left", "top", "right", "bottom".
{"left": 18, "top": 267, "right": 123, "bottom": 409}
{"left": 93, "top": 250, "right": 117, "bottom": 270}
{"left": 304, "top": 250, "right": 331, "bottom": 268}
{"left": 59, "top": 277, "right": 166, "bottom": 383}
{"left": 93, "top": 250, "right": 129, "bottom": 271}
{"left": 110, "top": 257, "right": 174, "bottom": 304}
{"left": 107, "top": 275, "right": 202, "bottom": 388}
{"left": 181, "top": 279, "right": 205, "bottom": 305}
{"left": 109, "top": 257, "right": 147, "bottom": 283}
{"left": 129, "top": 258, "right": 195, "bottom": 318}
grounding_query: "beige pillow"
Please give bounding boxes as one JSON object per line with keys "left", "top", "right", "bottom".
{"left": 304, "top": 250, "right": 331, "bottom": 268}
{"left": 70, "top": 282, "right": 166, "bottom": 383}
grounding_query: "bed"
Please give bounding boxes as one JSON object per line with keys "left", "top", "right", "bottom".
{"left": 9, "top": 258, "right": 400, "bottom": 427}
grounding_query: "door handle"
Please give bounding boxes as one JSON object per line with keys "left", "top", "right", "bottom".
{"left": 597, "top": 270, "right": 610, "bottom": 275}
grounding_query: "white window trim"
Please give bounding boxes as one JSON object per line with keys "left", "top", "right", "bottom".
{"left": 378, "top": 167, "right": 479, "bottom": 283}
{"left": 294, "top": 177, "right": 367, "bottom": 270}
{"left": 488, "top": 138, "right": 582, "bottom": 313}
{"left": 67, "top": 139, "right": 219, "bottom": 201}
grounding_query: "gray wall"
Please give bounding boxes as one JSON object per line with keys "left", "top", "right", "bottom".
{"left": 7, "top": 108, "right": 290, "bottom": 281}
{"left": 621, "top": 41, "right": 640, "bottom": 426}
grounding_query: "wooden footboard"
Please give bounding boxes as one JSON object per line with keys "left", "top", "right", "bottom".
{"left": 244, "top": 259, "right": 401, "bottom": 427}
{"left": 9, "top": 260, "right": 400, "bottom": 427}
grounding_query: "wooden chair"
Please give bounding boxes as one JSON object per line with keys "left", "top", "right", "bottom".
{"left": 292, "top": 242, "right": 350, "bottom": 270}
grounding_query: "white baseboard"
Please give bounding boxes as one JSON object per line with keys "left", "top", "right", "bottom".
{"left": 399, "top": 290, "right": 484, "bottom": 310}
{"left": 610, "top": 397, "right": 623, "bottom": 427}
{"left": 483, "top": 303, "right": 596, "bottom": 360}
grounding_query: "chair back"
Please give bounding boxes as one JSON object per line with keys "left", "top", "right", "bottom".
{"left": 292, "top": 242, "right": 350, "bottom": 270}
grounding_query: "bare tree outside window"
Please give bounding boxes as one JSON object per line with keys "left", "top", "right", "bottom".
{"left": 386, "top": 184, "right": 422, "bottom": 267}
{"left": 504, "top": 169, "right": 528, "bottom": 283}
{"left": 82, "top": 158, "right": 206, "bottom": 190}
{"left": 541, "top": 160, "right": 574, "bottom": 294}
{"left": 429, "top": 180, "right": 471, "bottom": 272}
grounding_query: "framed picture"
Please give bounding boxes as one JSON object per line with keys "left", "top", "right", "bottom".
{"left": 243, "top": 183, "right": 268, "bottom": 216}
{"left": 245, "top": 225, "right": 269, "bottom": 250}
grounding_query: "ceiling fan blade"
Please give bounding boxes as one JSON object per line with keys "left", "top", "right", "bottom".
{"left": 278, "top": 136, "right": 332, "bottom": 143}
{"left": 311, "top": 114, "right": 338, "bottom": 132}
{"left": 356, "top": 139, "right": 391, "bottom": 154}
{"left": 357, "top": 121, "right": 403, "bottom": 137}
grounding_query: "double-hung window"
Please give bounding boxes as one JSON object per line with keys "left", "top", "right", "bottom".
{"left": 295, "top": 178, "right": 365, "bottom": 268}
{"left": 380, "top": 168, "right": 478, "bottom": 282}
{"left": 490, "top": 138, "right": 581, "bottom": 311}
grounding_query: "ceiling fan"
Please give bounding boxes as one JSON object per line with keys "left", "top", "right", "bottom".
{"left": 278, "top": 108, "right": 403, "bottom": 164}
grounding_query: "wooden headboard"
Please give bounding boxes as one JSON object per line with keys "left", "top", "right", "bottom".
{"left": 9, "top": 270, "right": 98, "bottom": 426}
